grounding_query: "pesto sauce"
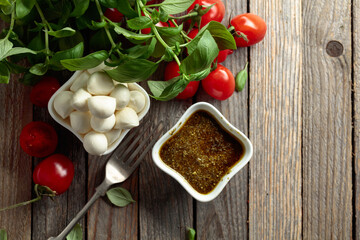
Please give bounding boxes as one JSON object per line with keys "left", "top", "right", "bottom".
{"left": 159, "top": 110, "right": 244, "bottom": 194}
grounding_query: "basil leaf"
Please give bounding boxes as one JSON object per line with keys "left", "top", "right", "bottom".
{"left": 187, "top": 21, "right": 237, "bottom": 54}
{"left": 148, "top": 77, "right": 188, "bottom": 101}
{"left": 152, "top": 34, "right": 183, "bottom": 58}
{"left": 50, "top": 42, "right": 84, "bottom": 70}
{"left": 126, "top": 37, "right": 157, "bottom": 59}
{"left": 16, "top": 0, "right": 35, "bottom": 19}
{"left": 156, "top": 24, "right": 183, "bottom": 36}
{"left": 0, "top": 0, "right": 10, "bottom": 7}
{"left": 59, "top": 31, "right": 84, "bottom": 51}
{"left": 0, "top": 38, "right": 13, "bottom": 61}
{"left": 48, "top": 27, "right": 76, "bottom": 38}
{"left": 61, "top": 50, "right": 109, "bottom": 71}
{"left": 106, "top": 187, "right": 135, "bottom": 207}
{"left": 188, "top": 66, "right": 211, "bottom": 81}
{"left": 127, "top": 16, "right": 153, "bottom": 30}
{"left": 111, "top": 23, "right": 154, "bottom": 41}
{"left": 66, "top": 224, "right": 82, "bottom": 240}
{"left": 3, "top": 60, "right": 27, "bottom": 74}
{"left": 2, "top": 47, "right": 36, "bottom": 60}
{"left": 99, "top": 0, "right": 116, "bottom": 8}
{"left": 91, "top": 20, "right": 107, "bottom": 29}
{"left": 29, "top": 63, "right": 48, "bottom": 76}
{"left": 70, "top": 0, "right": 90, "bottom": 17}
{"left": 0, "top": 229, "right": 7, "bottom": 240}
{"left": 105, "top": 59, "right": 158, "bottom": 82}
{"left": 187, "top": 228, "right": 196, "bottom": 240}
{"left": 159, "top": 0, "right": 195, "bottom": 14}
{"left": 180, "top": 30, "right": 218, "bottom": 75}
{"left": 116, "top": 0, "right": 137, "bottom": 18}
{"left": 235, "top": 62, "right": 248, "bottom": 92}
{"left": 0, "top": 62, "right": 10, "bottom": 83}
{"left": 19, "top": 72, "right": 40, "bottom": 85}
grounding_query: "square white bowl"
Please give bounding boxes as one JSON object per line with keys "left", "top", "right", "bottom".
{"left": 152, "top": 102, "right": 253, "bottom": 202}
{"left": 48, "top": 70, "right": 150, "bottom": 156}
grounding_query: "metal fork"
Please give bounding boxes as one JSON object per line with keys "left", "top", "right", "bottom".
{"left": 48, "top": 117, "right": 164, "bottom": 240}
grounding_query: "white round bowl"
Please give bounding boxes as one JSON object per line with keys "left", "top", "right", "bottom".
{"left": 48, "top": 70, "right": 150, "bottom": 156}
{"left": 152, "top": 102, "right": 253, "bottom": 202}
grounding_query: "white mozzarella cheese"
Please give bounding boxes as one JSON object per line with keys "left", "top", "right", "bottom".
{"left": 105, "top": 129, "right": 122, "bottom": 146}
{"left": 71, "top": 88, "right": 92, "bottom": 112}
{"left": 110, "top": 84, "right": 130, "bottom": 110}
{"left": 69, "top": 111, "right": 91, "bottom": 134}
{"left": 70, "top": 71, "right": 90, "bottom": 92}
{"left": 88, "top": 96, "right": 116, "bottom": 119}
{"left": 114, "top": 107, "right": 139, "bottom": 129}
{"left": 83, "top": 131, "right": 108, "bottom": 155}
{"left": 90, "top": 114, "right": 115, "bottom": 133}
{"left": 127, "top": 90, "right": 146, "bottom": 113}
{"left": 87, "top": 72, "right": 114, "bottom": 95}
{"left": 54, "top": 91, "right": 74, "bottom": 119}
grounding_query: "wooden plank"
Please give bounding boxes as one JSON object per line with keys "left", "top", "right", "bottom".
{"left": 0, "top": 77, "right": 32, "bottom": 239}
{"left": 87, "top": 155, "right": 139, "bottom": 240}
{"left": 32, "top": 74, "right": 87, "bottom": 239}
{"left": 353, "top": 0, "right": 360, "bottom": 238}
{"left": 248, "top": 0, "right": 303, "bottom": 239}
{"left": 195, "top": 0, "right": 249, "bottom": 238}
{"left": 302, "top": 0, "right": 353, "bottom": 239}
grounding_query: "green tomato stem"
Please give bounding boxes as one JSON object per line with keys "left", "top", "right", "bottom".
{"left": 0, "top": 195, "right": 42, "bottom": 212}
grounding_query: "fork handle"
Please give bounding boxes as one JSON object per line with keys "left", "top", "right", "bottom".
{"left": 48, "top": 179, "right": 112, "bottom": 240}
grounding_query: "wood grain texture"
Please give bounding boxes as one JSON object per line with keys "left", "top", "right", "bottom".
{"left": 353, "top": 0, "right": 360, "bottom": 238}
{"left": 87, "top": 155, "right": 139, "bottom": 240}
{"left": 0, "top": 77, "right": 32, "bottom": 239}
{"left": 32, "top": 73, "right": 87, "bottom": 239}
{"left": 139, "top": 92, "right": 193, "bottom": 239}
{"left": 248, "top": 0, "right": 303, "bottom": 239}
{"left": 302, "top": 0, "right": 353, "bottom": 239}
{"left": 194, "top": 0, "right": 249, "bottom": 238}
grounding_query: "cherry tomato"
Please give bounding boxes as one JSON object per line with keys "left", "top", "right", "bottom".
{"left": 188, "top": 29, "right": 233, "bottom": 63}
{"left": 104, "top": 8, "right": 124, "bottom": 22}
{"left": 164, "top": 61, "right": 199, "bottom": 99}
{"left": 33, "top": 154, "right": 74, "bottom": 195}
{"left": 201, "top": 64, "right": 235, "bottom": 100}
{"left": 20, "top": 121, "right": 58, "bottom": 157}
{"left": 230, "top": 13, "right": 267, "bottom": 47}
{"left": 187, "top": 0, "right": 225, "bottom": 28}
{"left": 30, "top": 76, "right": 60, "bottom": 107}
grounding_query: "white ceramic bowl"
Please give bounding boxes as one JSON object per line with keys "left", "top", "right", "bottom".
{"left": 152, "top": 102, "right": 253, "bottom": 202}
{"left": 48, "top": 70, "right": 150, "bottom": 156}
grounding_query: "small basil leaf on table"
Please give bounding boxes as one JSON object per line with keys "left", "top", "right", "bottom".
{"left": 159, "top": 0, "right": 195, "bottom": 15}
{"left": 48, "top": 27, "right": 76, "bottom": 38}
{"left": 66, "top": 224, "right": 82, "bottom": 240}
{"left": 0, "top": 229, "right": 7, "bottom": 240}
{"left": 0, "top": 62, "right": 10, "bottom": 84}
{"left": 29, "top": 63, "right": 48, "bottom": 76}
{"left": 50, "top": 42, "right": 84, "bottom": 70}
{"left": 61, "top": 50, "right": 109, "bottom": 71}
{"left": 127, "top": 16, "right": 153, "bottom": 30}
{"left": 106, "top": 59, "right": 158, "bottom": 83}
{"left": 235, "top": 62, "right": 248, "bottom": 92}
{"left": 180, "top": 30, "right": 219, "bottom": 75}
{"left": 15, "top": 0, "right": 35, "bottom": 19}
{"left": 106, "top": 187, "right": 135, "bottom": 207}
{"left": 187, "top": 228, "right": 196, "bottom": 240}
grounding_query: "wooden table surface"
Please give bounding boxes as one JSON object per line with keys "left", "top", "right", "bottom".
{"left": 1, "top": 0, "right": 359, "bottom": 239}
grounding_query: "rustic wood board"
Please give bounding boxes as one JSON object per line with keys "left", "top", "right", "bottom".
{"left": 195, "top": 0, "right": 249, "bottom": 237}
{"left": 353, "top": 0, "right": 360, "bottom": 238}
{"left": 248, "top": 0, "right": 303, "bottom": 239}
{"left": 0, "top": 77, "right": 32, "bottom": 240}
{"left": 302, "top": 0, "right": 353, "bottom": 239}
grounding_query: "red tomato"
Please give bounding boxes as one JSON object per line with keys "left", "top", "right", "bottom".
{"left": 33, "top": 154, "right": 74, "bottom": 195}
{"left": 201, "top": 64, "right": 235, "bottom": 100}
{"left": 188, "top": 29, "right": 233, "bottom": 63}
{"left": 20, "top": 121, "right": 58, "bottom": 157}
{"left": 230, "top": 13, "right": 267, "bottom": 47}
{"left": 164, "top": 61, "right": 199, "bottom": 99}
{"left": 187, "top": 0, "right": 225, "bottom": 28}
{"left": 104, "top": 8, "right": 123, "bottom": 22}
{"left": 30, "top": 76, "right": 60, "bottom": 107}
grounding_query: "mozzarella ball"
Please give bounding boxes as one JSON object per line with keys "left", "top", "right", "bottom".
{"left": 70, "top": 71, "right": 90, "bottom": 92}
{"left": 83, "top": 131, "right": 108, "bottom": 156}
{"left": 71, "top": 88, "right": 92, "bottom": 112}
{"left": 87, "top": 72, "right": 114, "bottom": 95}
{"left": 87, "top": 62, "right": 112, "bottom": 74}
{"left": 54, "top": 91, "right": 74, "bottom": 119}
{"left": 127, "top": 91, "right": 146, "bottom": 113}
{"left": 88, "top": 96, "right": 116, "bottom": 119}
{"left": 69, "top": 111, "right": 91, "bottom": 134}
{"left": 113, "top": 81, "right": 128, "bottom": 88}
{"left": 105, "top": 129, "right": 122, "bottom": 146}
{"left": 114, "top": 107, "right": 139, "bottom": 129}
{"left": 90, "top": 114, "right": 115, "bottom": 133}
{"left": 110, "top": 84, "right": 130, "bottom": 110}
